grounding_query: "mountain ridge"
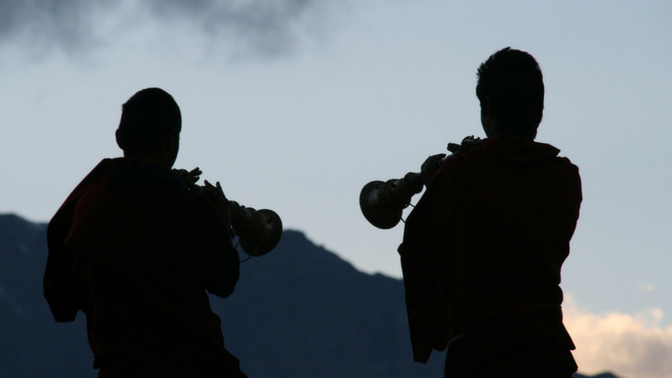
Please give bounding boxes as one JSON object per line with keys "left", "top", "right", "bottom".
{"left": 0, "top": 213, "right": 618, "bottom": 378}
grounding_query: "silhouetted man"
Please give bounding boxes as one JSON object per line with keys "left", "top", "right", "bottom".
{"left": 399, "top": 48, "right": 582, "bottom": 377}
{"left": 44, "top": 88, "right": 247, "bottom": 377}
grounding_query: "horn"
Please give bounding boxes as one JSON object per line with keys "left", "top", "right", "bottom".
{"left": 174, "top": 168, "right": 283, "bottom": 257}
{"left": 229, "top": 202, "right": 283, "bottom": 257}
{"left": 359, "top": 172, "right": 424, "bottom": 229}
{"left": 360, "top": 136, "right": 484, "bottom": 229}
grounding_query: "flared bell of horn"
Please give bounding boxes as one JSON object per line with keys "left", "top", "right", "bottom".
{"left": 359, "top": 172, "right": 424, "bottom": 229}
{"left": 231, "top": 203, "right": 283, "bottom": 257}
{"left": 360, "top": 181, "right": 403, "bottom": 229}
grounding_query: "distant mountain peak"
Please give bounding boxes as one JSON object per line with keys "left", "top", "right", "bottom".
{"left": 0, "top": 213, "right": 622, "bottom": 378}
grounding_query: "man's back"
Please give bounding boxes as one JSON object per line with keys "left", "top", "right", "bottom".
{"left": 430, "top": 136, "right": 581, "bottom": 322}
{"left": 50, "top": 158, "right": 240, "bottom": 372}
{"left": 400, "top": 136, "right": 582, "bottom": 363}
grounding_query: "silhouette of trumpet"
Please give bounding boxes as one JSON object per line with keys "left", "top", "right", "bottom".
{"left": 174, "top": 168, "right": 283, "bottom": 257}
{"left": 359, "top": 172, "right": 424, "bottom": 229}
{"left": 360, "top": 136, "right": 483, "bottom": 229}
{"left": 228, "top": 201, "right": 283, "bottom": 257}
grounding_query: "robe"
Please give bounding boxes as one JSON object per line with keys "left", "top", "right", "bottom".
{"left": 400, "top": 136, "right": 582, "bottom": 364}
{"left": 44, "top": 158, "right": 243, "bottom": 375}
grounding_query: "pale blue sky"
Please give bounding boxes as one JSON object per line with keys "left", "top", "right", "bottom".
{"left": 1, "top": 3, "right": 671, "bottom": 374}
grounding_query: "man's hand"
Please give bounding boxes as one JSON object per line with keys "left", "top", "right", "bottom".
{"left": 420, "top": 154, "right": 446, "bottom": 186}
{"left": 173, "top": 167, "right": 202, "bottom": 186}
{"left": 203, "top": 180, "right": 232, "bottom": 229}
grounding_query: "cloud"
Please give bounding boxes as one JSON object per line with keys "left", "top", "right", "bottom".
{"left": 0, "top": 0, "right": 104, "bottom": 54}
{"left": 145, "top": 0, "right": 342, "bottom": 56}
{"left": 0, "top": 0, "right": 344, "bottom": 58}
{"left": 564, "top": 296, "right": 672, "bottom": 378}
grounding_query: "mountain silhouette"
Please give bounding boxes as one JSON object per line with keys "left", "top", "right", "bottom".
{"left": 0, "top": 213, "right": 618, "bottom": 378}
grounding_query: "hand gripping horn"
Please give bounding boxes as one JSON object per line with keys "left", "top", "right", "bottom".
{"left": 174, "top": 169, "right": 283, "bottom": 257}
{"left": 359, "top": 136, "right": 483, "bottom": 229}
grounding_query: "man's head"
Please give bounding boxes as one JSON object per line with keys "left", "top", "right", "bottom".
{"left": 115, "top": 88, "right": 182, "bottom": 166}
{"left": 476, "top": 47, "right": 544, "bottom": 140}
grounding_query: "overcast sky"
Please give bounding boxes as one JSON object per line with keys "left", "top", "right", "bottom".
{"left": 1, "top": 1, "right": 671, "bottom": 377}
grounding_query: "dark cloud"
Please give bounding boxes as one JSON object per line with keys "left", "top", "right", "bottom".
{"left": 0, "top": 0, "right": 341, "bottom": 58}
{"left": 0, "top": 0, "right": 107, "bottom": 54}
{"left": 147, "top": 0, "right": 336, "bottom": 56}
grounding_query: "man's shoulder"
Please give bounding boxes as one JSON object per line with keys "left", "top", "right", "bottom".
{"left": 456, "top": 138, "right": 577, "bottom": 168}
{"left": 430, "top": 138, "right": 581, "bottom": 187}
{"left": 431, "top": 144, "right": 485, "bottom": 181}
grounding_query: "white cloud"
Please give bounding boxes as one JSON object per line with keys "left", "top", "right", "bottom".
{"left": 564, "top": 296, "right": 672, "bottom": 378}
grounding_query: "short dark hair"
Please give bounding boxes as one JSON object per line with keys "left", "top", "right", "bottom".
{"left": 476, "top": 47, "right": 544, "bottom": 139}
{"left": 115, "top": 88, "right": 181, "bottom": 156}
